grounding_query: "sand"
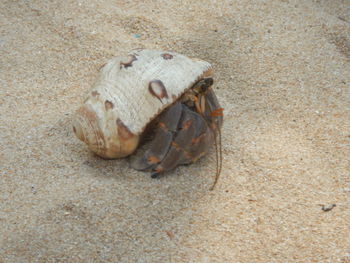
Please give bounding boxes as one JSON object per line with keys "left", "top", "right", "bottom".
{"left": 1, "top": 0, "right": 349, "bottom": 262}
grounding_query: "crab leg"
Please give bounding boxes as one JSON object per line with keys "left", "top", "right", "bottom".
{"left": 151, "top": 105, "right": 213, "bottom": 177}
{"left": 130, "top": 102, "right": 182, "bottom": 171}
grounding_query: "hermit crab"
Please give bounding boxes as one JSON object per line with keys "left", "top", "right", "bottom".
{"left": 73, "top": 49, "right": 223, "bottom": 189}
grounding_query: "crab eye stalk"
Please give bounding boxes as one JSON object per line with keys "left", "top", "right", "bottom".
{"left": 204, "top": 77, "right": 214, "bottom": 87}
{"left": 192, "top": 77, "right": 214, "bottom": 94}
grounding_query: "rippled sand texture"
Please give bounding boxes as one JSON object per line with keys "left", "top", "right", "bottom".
{"left": 1, "top": 0, "right": 349, "bottom": 262}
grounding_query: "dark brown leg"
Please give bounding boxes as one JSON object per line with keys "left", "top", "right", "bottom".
{"left": 130, "top": 102, "right": 182, "bottom": 171}
{"left": 130, "top": 102, "right": 215, "bottom": 178}
{"left": 151, "top": 107, "right": 216, "bottom": 177}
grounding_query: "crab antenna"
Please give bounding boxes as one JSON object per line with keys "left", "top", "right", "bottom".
{"left": 209, "top": 121, "right": 222, "bottom": 191}
{"left": 198, "top": 88, "right": 223, "bottom": 190}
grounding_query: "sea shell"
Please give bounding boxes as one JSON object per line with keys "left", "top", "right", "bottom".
{"left": 73, "top": 49, "right": 212, "bottom": 159}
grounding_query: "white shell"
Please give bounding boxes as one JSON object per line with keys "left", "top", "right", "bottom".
{"left": 73, "top": 49, "right": 212, "bottom": 159}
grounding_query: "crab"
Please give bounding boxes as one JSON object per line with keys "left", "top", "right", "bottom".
{"left": 73, "top": 49, "right": 223, "bottom": 189}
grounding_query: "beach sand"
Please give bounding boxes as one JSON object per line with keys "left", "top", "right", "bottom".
{"left": 1, "top": 0, "right": 349, "bottom": 262}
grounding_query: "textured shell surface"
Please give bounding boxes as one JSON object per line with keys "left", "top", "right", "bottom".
{"left": 73, "top": 49, "right": 212, "bottom": 158}
{"left": 95, "top": 49, "right": 212, "bottom": 134}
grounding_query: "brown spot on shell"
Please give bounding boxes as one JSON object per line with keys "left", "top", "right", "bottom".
{"left": 91, "top": 91, "right": 100, "bottom": 97}
{"left": 117, "top": 119, "right": 134, "bottom": 140}
{"left": 105, "top": 100, "right": 114, "bottom": 110}
{"left": 161, "top": 53, "right": 173, "bottom": 60}
{"left": 120, "top": 55, "right": 137, "bottom": 69}
{"left": 149, "top": 80, "right": 168, "bottom": 102}
{"left": 73, "top": 126, "right": 77, "bottom": 134}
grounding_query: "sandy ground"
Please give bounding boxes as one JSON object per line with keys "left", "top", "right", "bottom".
{"left": 1, "top": 0, "right": 350, "bottom": 262}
